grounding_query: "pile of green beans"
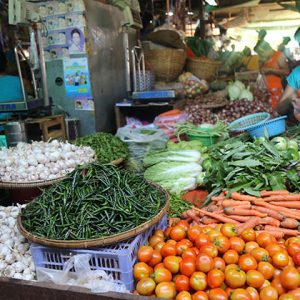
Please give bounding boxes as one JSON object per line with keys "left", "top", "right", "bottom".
{"left": 21, "top": 163, "right": 166, "bottom": 240}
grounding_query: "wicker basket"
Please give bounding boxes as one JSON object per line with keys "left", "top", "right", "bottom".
{"left": 186, "top": 58, "right": 221, "bottom": 81}
{"left": 144, "top": 49, "right": 186, "bottom": 82}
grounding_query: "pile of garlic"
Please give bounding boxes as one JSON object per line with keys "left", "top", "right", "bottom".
{"left": 0, "top": 205, "right": 35, "bottom": 280}
{"left": 0, "top": 140, "right": 95, "bottom": 182}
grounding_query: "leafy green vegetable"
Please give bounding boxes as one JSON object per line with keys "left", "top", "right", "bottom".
{"left": 159, "top": 177, "right": 196, "bottom": 195}
{"left": 74, "top": 132, "right": 128, "bottom": 164}
{"left": 186, "top": 37, "right": 214, "bottom": 58}
{"left": 169, "top": 193, "right": 192, "bottom": 218}
{"left": 167, "top": 140, "right": 206, "bottom": 152}
{"left": 144, "top": 149, "right": 201, "bottom": 167}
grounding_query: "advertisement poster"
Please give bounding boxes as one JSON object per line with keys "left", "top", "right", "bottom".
{"left": 66, "top": 27, "right": 86, "bottom": 54}
{"left": 63, "top": 57, "right": 91, "bottom": 98}
{"left": 75, "top": 98, "right": 95, "bottom": 111}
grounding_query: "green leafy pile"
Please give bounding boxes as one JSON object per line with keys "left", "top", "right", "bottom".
{"left": 75, "top": 132, "right": 128, "bottom": 163}
{"left": 169, "top": 193, "right": 192, "bottom": 218}
{"left": 203, "top": 135, "right": 300, "bottom": 204}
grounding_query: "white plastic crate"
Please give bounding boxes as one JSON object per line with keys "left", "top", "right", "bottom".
{"left": 30, "top": 215, "right": 167, "bottom": 291}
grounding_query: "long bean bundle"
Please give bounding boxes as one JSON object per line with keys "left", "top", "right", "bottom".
{"left": 21, "top": 163, "right": 166, "bottom": 240}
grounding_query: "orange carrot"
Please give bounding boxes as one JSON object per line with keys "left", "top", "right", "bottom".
{"left": 260, "top": 190, "right": 289, "bottom": 197}
{"left": 253, "top": 201, "right": 300, "bottom": 220}
{"left": 224, "top": 207, "right": 267, "bottom": 217}
{"left": 207, "top": 204, "right": 221, "bottom": 212}
{"left": 260, "top": 217, "right": 280, "bottom": 227}
{"left": 256, "top": 230, "right": 284, "bottom": 239}
{"left": 226, "top": 215, "right": 251, "bottom": 222}
{"left": 186, "top": 209, "right": 201, "bottom": 223}
{"left": 262, "top": 194, "right": 300, "bottom": 202}
{"left": 201, "top": 216, "right": 219, "bottom": 225}
{"left": 269, "top": 201, "right": 300, "bottom": 209}
{"left": 221, "top": 200, "right": 251, "bottom": 207}
{"left": 192, "top": 206, "right": 240, "bottom": 224}
{"left": 280, "top": 218, "right": 300, "bottom": 229}
{"left": 211, "top": 192, "right": 225, "bottom": 202}
{"left": 236, "top": 217, "right": 261, "bottom": 235}
{"left": 159, "top": 109, "right": 181, "bottom": 117}
{"left": 230, "top": 192, "right": 263, "bottom": 202}
{"left": 252, "top": 205, "right": 285, "bottom": 221}
{"left": 264, "top": 225, "right": 300, "bottom": 236}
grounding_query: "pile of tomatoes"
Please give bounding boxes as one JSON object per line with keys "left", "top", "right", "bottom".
{"left": 133, "top": 221, "right": 300, "bottom": 299}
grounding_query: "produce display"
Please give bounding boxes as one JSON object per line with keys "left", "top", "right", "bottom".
{"left": 0, "top": 205, "right": 35, "bottom": 280}
{"left": 0, "top": 140, "right": 95, "bottom": 182}
{"left": 227, "top": 80, "right": 253, "bottom": 101}
{"left": 203, "top": 135, "right": 300, "bottom": 200}
{"left": 74, "top": 132, "right": 128, "bottom": 164}
{"left": 21, "top": 163, "right": 166, "bottom": 240}
{"left": 169, "top": 193, "right": 192, "bottom": 219}
{"left": 133, "top": 220, "right": 300, "bottom": 299}
{"left": 144, "top": 141, "right": 206, "bottom": 195}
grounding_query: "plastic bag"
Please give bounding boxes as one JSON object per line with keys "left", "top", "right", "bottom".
{"left": 36, "top": 254, "right": 128, "bottom": 294}
{"left": 116, "top": 126, "right": 169, "bottom": 172}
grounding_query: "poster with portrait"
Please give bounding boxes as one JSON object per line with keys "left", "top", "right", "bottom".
{"left": 63, "top": 57, "right": 91, "bottom": 98}
{"left": 75, "top": 97, "right": 95, "bottom": 111}
{"left": 66, "top": 27, "right": 86, "bottom": 54}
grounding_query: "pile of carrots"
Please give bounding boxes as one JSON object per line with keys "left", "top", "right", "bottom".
{"left": 182, "top": 190, "right": 300, "bottom": 238}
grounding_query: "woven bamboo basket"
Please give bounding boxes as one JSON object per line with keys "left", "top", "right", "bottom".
{"left": 17, "top": 184, "right": 169, "bottom": 249}
{"left": 144, "top": 49, "right": 186, "bottom": 82}
{"left": 186, "top": 58, "right": 221, "bottom": 81}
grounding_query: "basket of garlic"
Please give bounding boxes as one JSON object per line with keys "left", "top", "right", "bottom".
{"left": 0, "top": 140, "right": 96, "bottom": 189}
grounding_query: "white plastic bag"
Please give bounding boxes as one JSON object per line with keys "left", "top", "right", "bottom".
{"left": 36, "top": 254, "right": 128, "bottom": 294}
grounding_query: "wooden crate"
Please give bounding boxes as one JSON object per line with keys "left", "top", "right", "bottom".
{"left": 25, "top": 115, "right": 67, "bottom": 142}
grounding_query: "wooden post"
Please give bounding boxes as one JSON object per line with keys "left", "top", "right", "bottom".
{"left": 166, "top": 0, "right": 170, "bottom": 23}
{"left": 198, "top": 0, "right": 206, "bottom": 38}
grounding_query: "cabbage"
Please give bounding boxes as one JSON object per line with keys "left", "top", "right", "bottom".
{"left": 144, "top": 149, "right": 201, "bottom": 167}
{"left": 288, "top": 139, "right": 298, "bottom": 152}
{"left": 144, "top": 162, "right": 202, "bottom": 182}
{"left": 158, "top": 177, "right": 197, "bottom": 194}
{"left": 234, "top": 80, "right": 245, "bottom": 90}
{"left": 272, "top": 137, "right": 287, "bottom": 151}
{"left": 239, "top": 87, "right": 253, "bottom": 101}
{"left": 227, "top": 83, "right": 241, "bottom": 101}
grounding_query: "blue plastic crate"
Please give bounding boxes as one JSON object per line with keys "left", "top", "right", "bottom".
{"left": 247, "top": 116, "right": 287, "bottom": 138}
{"left": 30, "top": 215, "right": 167, "bottom": 291}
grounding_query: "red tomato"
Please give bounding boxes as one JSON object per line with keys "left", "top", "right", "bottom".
{"left": 256, "top": 232, "right": 276, "bottom": 248}
{"left": 289, "top": 288, "right": 300, "bottom": 298}
{"left": 182, "top": 248, "right": 197, "bottom": 261}
{"left": 278, "top": 294, "right": 296, "bottom": 300}
{"left": 246, "top": 270, "right": 265, "bottom": 289}
{"left": 199, "top": 243, "right": 218, "bottom": 258}
{"left": 207, "top": 229, "right": 222, "bottom": 240}
{"left": 213, "top": 257, "right": 226, "bottom": 272}
{"left": 285, "top": 237, "right": 300, "bottom": 247}
{"left": 180, "top": 258, "right": 196, "bottom": 277}
{"left": 207, "top": 269, "right": 225, "bottom": 288}
{"left": 240, "top": 228, "right": 256, "bottom": 242}
{"left": 164, "top": 255, "right": 181, "bottom": 274}
{"left": 225, "top": 268, "right": 246, "bottom": 288}
{"left": 266, "top": 243, "right": 285, "bottom": 257}
{"left": 195, "top": 253, "right": 214, "bottom": 273}
{"left": 223, "top": 249, "right": 239, "bottom": 265}
{"left": 244, "top": 241, "right": 259, "bottom": 254}
{"left": 272, "top": 251, "right": 289, "bottom": 269}
{"left": 174, "top": 274, "right": 190, "bottom": 292}
{"left": 250, "top": 247, "right": 270, "bottom": 262}
{"left": 176, "top": 220, "right": 190, "bottom": 231}
{"left": 153, "top": 267, "right": 172, "bottom": 283}
{"left": 154, "top": 241, "right": 165, "bottom": 252}
{"left": 260, "top": 279, "right": 271, "bottom": 290}
{"left": 280, "top": 266, "right": 300, "bottom": 290}
{"left": 170, "top": 225, "right": 187, "bottom": 241}
{"left": 153, "top": 229, "right": 165, "bottom": 239}
{"left": 246, "top": 287, "right": 259, "bottom": 300}
{"left": 176, "top": 291, "right": 192, "bottom": 300}
{"left": 136, "top": 277, "right": 156, "bottom": 296}
{"left": 155, "top": 282, "right": 176, "bottom": 299}
{"left": 229, "top": 237, "right": 245, "bottom": 253}
{"left": 164, "top": 227, "right": 172, "bottom": 239}
{"left": 230, "top": 288, "right": 252, "bottom": 300}
{"left": 148, "top": 249, "right": 162, "bottom": 267}
{"left": 208, "top": 288, "right": 228, "bottom": 300}
{"left": 195, "top": 233, "right": 211, "bottom": 249}
{"left": 257, "top": 261, "right": 274, "bottom": 280}
{"left": 161, "top": 243, "right": 177, "bottom": 258}
{"left": 137, "top": 245, "right": 154, "bottom": 263}
{"left": 238, "top": 254, "right": 257, "bottom": 271}
{"left": 259, "top": 286, "right": 278, "bottom": 300}
{"left": 189, "top": 271, "right": 207, "bottom": 291}
{"left": 191, "top": 291, "right": 209, "bottom": 300}
{"left": 187, "top": 225, "right": 202, "bottom": 243}
{"left": 154, "top": 262, "right": 164, "bottom": 270}
{"left": 176, "top": 241, "right": 191, "bottom": 256}
{"left": 133, "top": 262, "right": 152, "bottom": 280}
{"left": 213, "top": 235, "right": 230, "bottom": 254}
{"left": 293, "top": 252, "right": 300, "bottom": 266}
{"left": 271, "top": 277, "right": 286, "bottom": 295}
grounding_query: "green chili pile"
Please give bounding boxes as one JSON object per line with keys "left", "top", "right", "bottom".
{"left": 21, "top": 163, "right": 166, "bottom": 240}
{"left": 74, "top": 132, "right": 128, "bottom": 163}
